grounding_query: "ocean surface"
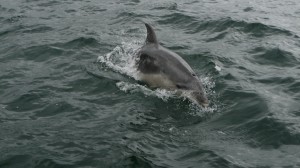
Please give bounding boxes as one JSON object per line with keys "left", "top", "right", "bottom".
{"left": 1, "top": 0, "right": 300, "bottom": 167}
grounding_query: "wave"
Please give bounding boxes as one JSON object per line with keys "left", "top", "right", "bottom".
{"left": 202, "top": 18, "right": 294, "bottom": 37}
{"left": 112, "top": 155, "right": 160, "bottom": 168}
{"left": 22, "top": 25, "right": 54, "bottom": 34}
{"left": 157, "top": 12, "right": 199, "bottom": 29}
{"left": 0, "top": 155, "right": 33, "bottom": 167}
{"left": 0, "top": 155, "right": 76, "bottom": 167}
{"left": 3, "top": 15, "right": 25, "bottom": 24}
{"left": 157, "top": 14, "right": 295, "bottom": 38}
{"left": 151, "top": 2, "right": 178, "bottom": 10}
{"left": 122, "top": 131, "right": 244, "bottom": 168}
{"left": 62, "top": 37, "right": 99, "bottom": 48}
{"left": 7, "top": 37, "right": 99, "bottom": 62}
{"left": 247, "top": 47, "right": 298, "bottom": 67}
{"left": 240, "top": 117, "right": 300, "bottom": 148}
{"left": 0, "top": 25, "right": 24, "bottom": 38}
{"left": 111, "top": 11, "right": 154, "bottom": 25}
{"left": 256, "top": 76, "right": 296, "bottom": 85}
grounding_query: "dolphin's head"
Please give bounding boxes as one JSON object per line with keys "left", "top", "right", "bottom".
{"left": 177, "top": 77, "right": 209, "bottom": 107}
{"left": 190, "top": 91, "right": 209, "bottom": 107}
{"left": 190, "top": 77, "right": 209, "bottom": 107}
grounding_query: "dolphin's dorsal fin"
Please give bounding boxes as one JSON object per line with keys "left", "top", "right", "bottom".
{"left": 145, "top": 23, "right": 158, "bottom": 45}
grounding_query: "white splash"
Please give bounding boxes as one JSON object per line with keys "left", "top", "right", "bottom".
{"left": 97, "top": 40, "right": 142, "bottom": 79}
{"left": 215, "top": 65, "right": 221, "bottom": 71}
{"left": 116, "top": 81, "right": 176, "bottom": 102}
{"left": 200, "top": 76, "right": 216, "bottom": 96}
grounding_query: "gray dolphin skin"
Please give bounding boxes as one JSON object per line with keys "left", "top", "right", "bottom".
{"left": 136, "top": 23, "right": 209, "bottom": 107}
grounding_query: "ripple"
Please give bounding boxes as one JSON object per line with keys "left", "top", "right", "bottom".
{"left": 218, "top": 90, "right": 268, "bottom": 126}
{"left": 63, "top": 37, "right": 99, "bottom": 48}
{"left": 168, "top": 17, "right": 296, "bottom": 37}
{"left": 80, "top": 5, "right": 107, "bottom": 14}
{"left": 4, "top": 92, "right": 45, "bottom": 112}
{"left": 7, "top": 37, "right": 99, "bottom": 62}
{"left": 22, "top": 25, "right": 54, "bottom": 34}
{"left": 0, "top": 155, "right": 32, "bottom": 167}
{"left": 32, "top": 101, "right": 78, "bottom": 119}
{"left": 205, "top": 32, "right": 228, "bottom": 42}
{"left": 3, "top": 15, "right": 25, "bottom": 23}
{"left": 288, "top": 80, "right": 300, "bottom": 93}
{"left": 241, "top": 21, "right": 293, "bottom": 37}
{"left": 20, "top": 45, "right": 65, "bottom": 62}
{"left": 157, "top": 12, "right": 198, "bottom": 27}
{"left": 175, "top": 149, "right": 241, "bottom": 167}
{"left": 256, "top": 76, "right": 296, "bottom": 85}
{"left": 0, "top": 25, "right": 24, "bottom": 38}
{"left": 248, "top": 47, "right": 298, "bottom": 67}
{"left": 33, "top": 158, "right": 73, "bottom": 168}
{"left": 113, "top": 155, "right": 156, "bottom": 168}
{"left": 112, "top": 11, "right": 153, "bottom": 24}
{"left": 240, "top": 117, "right": 300, "bottom": 148}
{"left": 151, "top": 3, "right": 178, "bottom": 10}
{"left": 37, "top": 1, "right": 61, "bottom": 7}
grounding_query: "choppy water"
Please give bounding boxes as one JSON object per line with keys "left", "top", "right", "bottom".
{"left": 1, "top": 0, "right": 300, "bottom": 167}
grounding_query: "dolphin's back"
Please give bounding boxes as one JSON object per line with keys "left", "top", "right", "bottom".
{"left": 139, "top": 44, "right": 195, "bottom": 83}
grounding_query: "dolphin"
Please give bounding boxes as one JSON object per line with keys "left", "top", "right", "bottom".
{"left": 136, "top": 23, "right": 209, "bottom": 107}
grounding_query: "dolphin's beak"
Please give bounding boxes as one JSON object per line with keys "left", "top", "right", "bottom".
{"left": 191, "top": 91, "right": 209, "bottom": 108}
{"left": 183, "top": 91, "right": 209, "bottom": 108}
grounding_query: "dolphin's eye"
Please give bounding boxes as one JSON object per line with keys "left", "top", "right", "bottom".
{"left": 192, "top": 73, "right": 196, "bottom": 77}
{"left": 176, "top": 84, "right": 186, "bottom": 89}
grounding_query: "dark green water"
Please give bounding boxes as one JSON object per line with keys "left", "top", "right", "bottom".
{"left": 1, "top": 0, "right": 300, "bottom": 167}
